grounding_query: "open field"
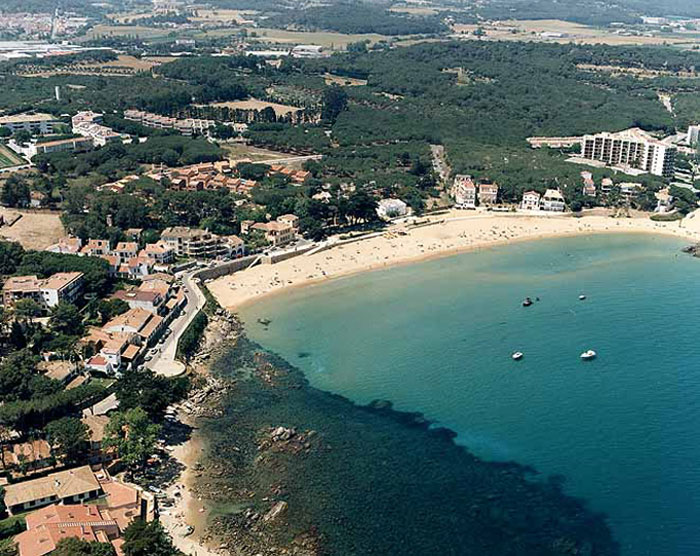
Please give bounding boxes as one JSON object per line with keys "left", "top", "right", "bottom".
{"left": 324, "top": 73, "right": 368, "bottom": 86}
{"left": 221, "top": 143, "right": 302, "bottom": 163}
{"left": 190, "top": 9, "right": 257, "bottom": 25}
{"left": 204, "top": 98, "right": 302, "bottom": 117}
{"left": 82, "top": 24, "right": 171, "bottom": 40}
{"left": 0, "top": 145, "right": 25, "bottom": 168}
{"left": 577, "top": 63, "right": 700, "bottom": 79}
{"left": 452, "top": 19, "right": 700, "bottom": 47}
{"left": 241, "top": 27, "right": 390, "bottom": 49}
{"left": 0, "top": 207, "right": 66, "bottom": 250}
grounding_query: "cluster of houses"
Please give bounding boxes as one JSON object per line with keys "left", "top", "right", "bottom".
{"left": 267, "top": 164, "right": 311, "bottom": 185}
{"left": 6, "top": 465, "right": 157, "bottom": 556}
{"left": 148, "top": 161, "right": 260, "bottom": 197}
{"left": 124, "top": 109, "right": 216, "bottom": 137}
{"left": 451, "top": 175, "right": 500, "bottom": 209}
{"left": 45, "top": 227, "right": 247, "bottom": 280}
{"left": 71, "top": 111, "right": 125, "bottom": 147}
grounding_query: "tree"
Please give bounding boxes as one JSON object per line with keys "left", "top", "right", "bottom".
{"left": 103, "top": 408, "right": 161, "bottom": 471}
{"left": 46, "top": 416, "right": 89, "bottom": 464}
{"left": 321, "top": 84, "right": 348, "bottom": 124}
{"left": 1, "top": 175, "right": 30, "bottom": 208}
{"left": 49, "top": 302, "right": 84, "bottom": 336}
{"left": 115, "top": 369, "right": 189, "bottom": 419}
{"left": 123, "top": 519, "right": 182, "bottom": 556}
{"left": 0, "top": 241, "right": 25, "bottom": 275}
{"left": 12, "top": 130, "right": 32, "bottom": 146}
{"left": 53, "top": 538, "right": 116, "bottom": 556}
{"left": 14, "top": 299, "right": 43, "bottom": 323}
{"left": 0, "top": 486, "right": 5, "bottom": 517}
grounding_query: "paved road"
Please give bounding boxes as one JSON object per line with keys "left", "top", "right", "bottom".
{"left": 150, "top": 271, "right": 206, "bottom": 377}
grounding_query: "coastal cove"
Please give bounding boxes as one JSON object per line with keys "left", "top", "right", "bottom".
{"left": 235, "top": 233, "right": 700, "bottom": 556}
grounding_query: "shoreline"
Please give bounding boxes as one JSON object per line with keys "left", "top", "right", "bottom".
{"left": 209, "top": 210, "right": 700, "bottom": 311}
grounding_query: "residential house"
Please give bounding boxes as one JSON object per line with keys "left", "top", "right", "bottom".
{"left": 655, "top": 188, "right": 673, "bottom": 213}
{"left": 38, "top": 360, "right": 78, "bottom": 386}
{"left": 600, "top": 178, "right": 614, "bottom": 193}
{"left": 478, "top": 182, "right": 499, "bottom": 206}
{"left": 80, "top": 239, "right": 110, "bottom": 257}
{"left": 3, "top": 466, "right": 103, "bottom": 515}
{"left": 13, "top": 477, "right": 156, "bottom": 556}
{"left": 116, "top": 257, "right": 152, "bottom": 280}
{"left": 112, "top": 242, "right": 139, "bottom": 262}
{"left": 540, "top": 189, "right": 566, "bottom": 212}
{"left": 1, "top": 439, "right": 53, "bottom": 475}
{"left": 45, "top": 237, "right": 82, "bottom": 255}
{"left": 251, "top": 221, "right": 296, "bottom": 247}
{"left": 81, "top": 328, "right": 139, "bottom": 375}
{"left": 520, "top": 191, "right": 541, "bottom": 210}
{"left": 452, "top": 175, "right": 476, "bottom": 208}
{"left": 103, "top": 308, "right": 164, "bottom": 346}
{"left": 225, "top": 235, "right": 246, "bottom": 259}
{"left": 277, "top": 214, "right": 300, "bottom": 231}
{"left": 112, "top": 289, "right": 164, "bottom": 315}
{"left": 582, "top": 172, "right": 597, "bottom": 196}
{"left": 81, "top": 414, "right": 115, "bottom": 464}
{"left": 139, "top": 241, "right": 175, "bottom": 265}
{"left": 377, "top": 198, "right": 409, "bottom": 219}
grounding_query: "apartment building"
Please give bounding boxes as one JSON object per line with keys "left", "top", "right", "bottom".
{"left": 80, "top": 239, "right": 110, "bottom": 257}
{"left": 581, "top": 128, "right": 676, "bottom": 177}
{"left": 161, "top": 226, "right": 231, "bottom": 258}
{"left": 478, "top": 182, "right": 499, "bottom": 205}
{"left": 376, "top": 198, "right": 409, "bottom": 219}
{"left": 124, "top": 109, "right": 215, "bottom": 136}
{"left": 520, "top": 191, "right": 541, "bottom": 210}
{"left": 687, "top": 125, "right": 700, "bottom": 147}
{"left": 0, "top": 113, "right": 61, "bottom": 134}
{"left": 452, "top": 175, "right": 476, "bottom": 208}
{"left": 3, "top": 272, "right": 84, "bottom": 309}
{"left": 540, "top": 189, "right": 566, "bottom": 212}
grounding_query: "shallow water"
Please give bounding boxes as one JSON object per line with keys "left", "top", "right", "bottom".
{"left": 240, "top": 233, "right": 700, "bottom": 556}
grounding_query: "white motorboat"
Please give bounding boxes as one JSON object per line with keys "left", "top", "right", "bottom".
{"left": 512, "top": 352, "right": 523, "bottom": 361}
{"left": 580, "top": 350, "right": 596, "bottom": 360}
{"left": 579, "top": 294, "right": 586, "bottom": 300}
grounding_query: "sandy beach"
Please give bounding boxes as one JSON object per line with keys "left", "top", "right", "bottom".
{"left": 209, "top": 210, "right": 700, "bottom": 310}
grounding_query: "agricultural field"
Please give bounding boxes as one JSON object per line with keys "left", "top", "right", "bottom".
{"left": 17, "top": 55, "right": 167, "bottom": 77}
{"left": 452, "top": 19, "right": 700, "bottom": 47}
{"left": 0, "top": 145, "right": 25, "bottom": 169}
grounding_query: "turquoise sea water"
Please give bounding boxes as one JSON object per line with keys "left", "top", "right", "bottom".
{"left": 239, "top": 233, "right": 700, "bottom": 556}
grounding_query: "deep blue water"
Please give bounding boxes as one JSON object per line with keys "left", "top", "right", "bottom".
{"left": 239, "top": 233, "right": 700, "bottom": 556}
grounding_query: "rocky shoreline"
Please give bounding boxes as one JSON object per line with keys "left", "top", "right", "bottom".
{"left": 177, "top": 324, "right": 621, "bottom": 556}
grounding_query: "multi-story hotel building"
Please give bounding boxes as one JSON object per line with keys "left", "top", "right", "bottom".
{"left": 581, "top": 128, "right": 676, "bottom": 177}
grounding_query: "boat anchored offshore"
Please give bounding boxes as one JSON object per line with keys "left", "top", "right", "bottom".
{"left": 580, "top": 350, "right": 596, "bottom": 360}
{"left": 579, "top": 294, "right": 586, "bottom": 300}
{"left": 522, "top": 297, "right": 533, "bottom": 307}
{"left": 512, "top": 352, "right": 523, "bottom": 361}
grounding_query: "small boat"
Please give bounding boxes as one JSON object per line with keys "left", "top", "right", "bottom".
{"left": 522, "top": 297, "right": 533, "bottom": 307}
{"left": 580, "top": 350, "right": 596, "bottom": 360}
{"left": 579, "top": 294, "right": 586, "bottom": 300}
{"left": 257, "top": 318, "right": 272, "bottom": 326}
{"left": 512, "top": 352, "right": 523, "bottom": 361}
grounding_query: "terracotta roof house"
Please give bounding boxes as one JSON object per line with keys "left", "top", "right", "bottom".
{"left": 4, "top": 466, "right": 103, "bottom": 515}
